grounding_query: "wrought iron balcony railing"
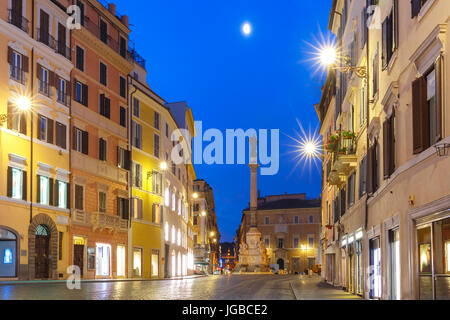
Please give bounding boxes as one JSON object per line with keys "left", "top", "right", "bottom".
{"left": 57, "top": 92, "right": 70, "bottom": 107}
{"left": 56, "top": 40, "right": 71, "bottom": 60}
{"left": 8, "top": 9, "right": 29, "bottom": 33}
{"left": 9, "top": 65, "right": 25, "bottom": 85}
{"left": 38, "top": 80, "right": 51, "bottom": 97}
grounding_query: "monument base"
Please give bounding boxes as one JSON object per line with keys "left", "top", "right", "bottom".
{"left": 237, "top": 227, "right": 269, "bottom": 272}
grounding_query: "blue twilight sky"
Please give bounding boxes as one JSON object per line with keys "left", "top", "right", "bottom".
{"left": 113, "top": 0, "right": 332, "bottom": 242}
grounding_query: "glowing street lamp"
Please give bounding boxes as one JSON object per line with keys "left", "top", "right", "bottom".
{"left": 318, "top": 45, "right": 367, "bottom": 79}
{"left": 160, "top": 161, "right": 168, "bottom": 171}
{"left": 201, "top": 211, "right": 206, "bottom": 217}
{"left": 319, "top": 46, "right": 337, "bottom": 66}
{"left": 210, "top": 231, "right": 215, "bottom": 237}
{"left": 0, "top": 95, "right": 32, "bottom": 125}
{"left": 193, "top": 193, "right": 199, "bottom": 199}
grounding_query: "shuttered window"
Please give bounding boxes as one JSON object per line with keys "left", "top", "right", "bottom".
{"left": 7, "top": 167, "right": 26, "bottom": 201}
{"left": 381, "top": 1, "right": 398, "bottom": 70}
{"left": 412, "top": 56, "right": 443, "bottom": 154}
{"left": 76, "top": 46, "right": 84, "bottom": 71}
{"left": 55, "top": 122, "right": 67, "bottom": 149}
{"left": 99, "top": 62, "right": 107, "bottom": 86}
{"left": 383, "top": 114, "right": 396, "bottom": 179}
{"left": 98, "top": 192, "right": 107, "bottom": 213}
{"left": 120, "top": 106, "right": 127, "bottom": 127}
{"left": 347, "top": 172, "right": 356, "bottom": 208}
{"left": 359, "top": 156, "right": 367, "bottom": 199}
{"left": 7, "top": 102, "right": 27, "bottom": 134}
{"left": 99, "top": 94, "right": 111, "bottom": 119}
{"left": 367, "top": 140, "right": 380, "bottom": 195}
{"left": 132, "top": 198, "right": 143, "bottom": 220}
{"left": 99, "top": 138, "right": 107, "bottom": 161}
{"left": 75, "top": 184, "right": 84, "bottom": 210}
{"left": 117, "top": 147, "right": 131, "bottom": 170}
{"left": 154, "top": 134, "right": 160, "bottom": 158}
{"left": 118, "top": 197, "right": 129, "bottom": 220}
{"left": 411, "top": 0, "right": 429, "bottom": 18}
{"left": 73, "top": 127, "right": 88, "bottom": 155}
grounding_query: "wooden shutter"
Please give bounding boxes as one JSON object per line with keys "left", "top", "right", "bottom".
{"left": 82, "top": 130, "right": 89, "bottom": 155}
{"left": 152, "top": 203, "right": 156, "bottom": 223}
{"left": 106, "top": 98, "right": 111, "bottom": 119}
{"left": 66, "top": 183, "right": 70, "bottom": 209}
{"left": 82, "top": 84, "right": 88, "bottom": 106}
{"left": 36, "top": 63, "right": 42, "bottom": 80}
{"left": 389, "top": 115, "right": 395, "bottom": 176}
{"left": 8, "top": 47, "right": 13, "bottom": 64}
{"left": 411, "top": 0, "right": 421, "bottom": 18}
{"left": 22, "top": 55, "right": 29, "bottom": 73}
{"left": 36, "top": 175, "right": 41, "bottom": 203}
{"left": 22, "top": 170, "right": 27, "bottom": 201}
{"left": 434, "top": 55, "right": 443, "bottom": 143}
{"left": 61, "top": 123, "right": 67, "bottom": 149}
{"left": 73, "top": 127, "right": 77, "bottom": 150}
{"left": 382, "top": 17, "right": 388, "bottom": 69}
{"left": 412, "top": 77, "right": 427, "bottom": 154}
{"left": 125, "top": 150, "right": 131, "bottom": 170}
{"left": 49, "top": 178, "right": 54, "bottom": 206}
{"left": 383, "top": 119, "right": 390, "bottom": 179}
{"left": 19, "top": 112, "right": 27, "bottom": 135}
{"left": 54, "top": 180, "right": 59, "bottom": 207}
{"left": 7, "top": 167, "right": 13, "bottom": 198}
{"left": 367, "top": 146, "right": 374, "bottom": 195}
{"left": 47, "top": 118, "right": 54, "bottom": 144}
{"left": 73, "top": 79, "right": 77, "bottom": 101}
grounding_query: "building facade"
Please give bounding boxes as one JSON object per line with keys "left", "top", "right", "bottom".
{"left": 191, "top": 179, "right": 220, "bottom": 274}
{"left": 238, "top": 193, "right": 321, "bottom": 274}
{"left": 0, "top": 0, "right": 72, "bottom": 280}
{"left": 317, "top": 0, "right": 450, "bottom": 300}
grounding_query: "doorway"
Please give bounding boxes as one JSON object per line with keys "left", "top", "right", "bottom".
{"left": 277, "top": 258, "right": 284, "bottom": 270}
{"left": 388, "top": 228, "right": 401, "bottom": 300}
{"left": 96, "top": 243, "right": 111, "bottom": 277}
{"left": 35, "top": 225, "right": 50, "bottom": 279}
{"left": 417, "top": 216, "right": 450, "bottom": 300}
{"left": 117, "top": 245, "right": 126, "bottom": 277}
{"left": 0, "top": 228, "right": 17, "bottom": 278}
{"left": 369, "top": 237, "right": 381, "bottom": 299}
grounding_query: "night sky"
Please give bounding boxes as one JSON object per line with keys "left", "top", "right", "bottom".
{"left": 113, "top": 0, "right": 332, "bottom": 242}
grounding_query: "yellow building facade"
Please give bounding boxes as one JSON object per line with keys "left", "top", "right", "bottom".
{"left": 0, "top": 0, "right": 72, "bottom": 280}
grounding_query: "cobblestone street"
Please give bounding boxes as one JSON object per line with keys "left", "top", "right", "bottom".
{"left": 0, "top": 275, "right": 361, "bottom": 300}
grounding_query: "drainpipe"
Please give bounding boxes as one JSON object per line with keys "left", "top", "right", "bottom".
{"left": 364, "top": 9, "right": 370, "bottom": 232}
{"left": 127, "top": 77, "right": 137, "bottom": 278}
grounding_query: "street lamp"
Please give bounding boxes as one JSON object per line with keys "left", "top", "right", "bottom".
{"left": 193, "top": 192, "right": 199, "bottom": 199}
{"left": 210, "top": 231, "right": 215, "bottom": 237}
{"left": 147, "top": 161, "right": 168, "bottom": 179}
{"left": 319, "top": 46, "right": 367, "bottom": 79}
{"left": 0, "top": 95, "right": 31, "bottom": 125}
{"left": 201, "top": 210, "right": 206, "bottom": 217}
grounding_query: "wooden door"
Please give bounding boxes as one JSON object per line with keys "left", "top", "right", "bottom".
{"left": 73, "top": 244, "right": 84, "bottom": 276}
{"left": 35, "top": 236, "right": 49, "bottom": 279}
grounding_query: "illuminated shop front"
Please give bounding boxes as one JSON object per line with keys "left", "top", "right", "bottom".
{"left": 369, "top": 237, "right": 381, "bottom": 299}
{"left": 96, "top": 243, "right": 111, "bottom": 277}
{"left": 0, "top": 228, "right": 17, "bottom": 278}
{"left": 416, "top": 214, "right": 450, "bottom": 300}
{"left": 117, "top": 245, "right": 126, "bottom": 278}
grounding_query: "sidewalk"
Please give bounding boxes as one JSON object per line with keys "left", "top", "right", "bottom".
{"left": 289, "top": 275, "right": 362, "bottom": 300}
{"left": 0, "top": 274, "right": 206, "bottom": 286}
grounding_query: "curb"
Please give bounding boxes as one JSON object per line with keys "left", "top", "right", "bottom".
{"left": 289, "top": 281, "right": 300, "bottom": 300}
{"left": 0, "top": 275, "right": 207, "bottom": 286}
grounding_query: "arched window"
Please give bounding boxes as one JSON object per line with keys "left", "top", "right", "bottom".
{"left": 35, "top": 225, "right": 49, "bottom": 236}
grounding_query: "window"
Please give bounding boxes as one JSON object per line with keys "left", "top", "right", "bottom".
{"left": 165, "top": 222, "right": 169, "bottom": 242}
{"left": 264, "top": 237, "right": 270, "bottom": 248}
{"left": 293, "top": 238, "right": 299, "bottom": 249}
{"left": 347, "top": 172, "right": 356, "bottom": 207}
{"left": 99, "top": 138, "right": 107, "bottom": 161}
{"left": 193, "top": 216, "right": 198, "bottom": 226}
{"left": 172, "top": 192, "right": 176, "bottom": 211}
{"left": 38, "top": 175, "right": 50, "bottom": 205}
{"left": 294, "top": 216, "right": 299, "bottom": 224}
{"left": 99, "top": 62, "right": 107, "bottom": 86}
{"left": 164, "top": 188, "right": 170, "bottom": 207}
{"left": 171, "top": 225, "right": 176, "bottom": 244}
{"left": 58, "top": 232, "right": 63, "bottom": 261}
{"left": 119, "top": 36, "right": 127, "bottom": 58}
{"left": 118, "top": 197, "right": 129, "bottom": 220}
{"left": 412, "top": 57, "right": 443, "bottom": 154}
{"left": 55, "top": 122, "right": 67, "bottom": 149}
{"left": 154, "top": 134, "right": 160, "bottom": 158}
{"left": 265, "top": 217, "right": 269, "bottom": 225}
{"left": 57, "top": 78, "right": 68, "bottom": 106}
{"left": 120, "top": 106, "right": 127, "bottom": 127}
{"left": 309, "top": 215, "right": 314, "bottom": 224}
{"left": 98, "top": 192, "right": 107, "bottom": 213}
{"left": 99, "top": 19, "right": 108, "bottom": 43}
{"left": 178, "top": 198, "right": 182, "bottom": 215}
{"left": 76, "top": 46, "right": 84, "bottom": 71}
{"left": 133, "top": 98, "right": 140, "bottom": 118}
{"left": 56, "top": 181, "right": 68, "bottom": 209}
{"left": 368, "top": 140, "right": 380, "bottom": 194}
{"left": 76, "top": 0, "right": 85, "bottom": 25}
{"left": 7, "top": 102, "right": 27, "bottom": 135}
{"left": 193, "top": 204, "right": 199, "bottom": 212}
{"left": 383, "top": 114, "right": 396, "bottom": 179}
{"left": 74, "top": 80, "right": 88, "bottom": 106}
{"left": 132, "top": 121, "right": 142, "bottom": 149}
{"left": 133, "top": 163, "right": 142, "bottom": 188}
{"left": 38, "top": 66, "right": 50, "bottom": 96}
{"left": 166, "top": 123, "right": 169, "bottom": 137}
{"left": 152, "top": 203, "right": 160, "bottom": 224}
{"left": 132, "top": 198, "right": 143, "bottom": 220}
{"left": 411, "top": 0, "right": 431, "bottom": 18}
{"left": 359, "top": 156, "right": 367, "bottom": 199}
{"left": 177, "top": 229, "right": 181, "bottom": 246}
{"left": 7, "top": 167, "right": 26, "bottom": 201}
{"left": 99, "top": 94, "right": 111, "bottom": 119}
{"left": 119, "top": 76, "right": 126, "bottom": 98}
{"left": 154, "top": 112, "right": 160, "bottom": 130}
{"left": 152, "top": 171, "right": 162, "bottom": 195}
{"left": 73, "top": 127, "right": 88, "bottom": 155}
{"left": 75, "top": 185, "right": 84, "bottom": 210}
{"left": 382, "top": 1, "right": 398, "bottom": 70}
{"left": 117, "top": 147, "right": 130, "bottom": 170}
{"left": 38, "top": 115, "right": 54, "bottom": 144}
{"left": 308, "top": 236, "right": 315, "bottom": 248}
{"left": 372, "top": 48, "right": 379, "bottom": 98}
{"left": 8, "top": 48, "right": 26, "bottom": 84}
{"left": 277, "top": 238, "right": 284, "bottom": 249}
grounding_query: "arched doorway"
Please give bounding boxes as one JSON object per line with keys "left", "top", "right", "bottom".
{"left": 277, "top": 258, "right": 284, "bottom": 270}
{"left": 0, "top": 227, "right": 18, "bottom": 278}
{"left": 35, "top": 225, "right": 50, "bottom": 279}
{"left": 28, "top": 214, "right": 58, "bottom": 279}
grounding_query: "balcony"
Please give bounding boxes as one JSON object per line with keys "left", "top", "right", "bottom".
{"left": 72, "top": 211, "right": 128, "bottom": 233}
{"left": 9, "top": 65, "right": 25, "bottom": 85}
{"left": 37, "top": 28, "right": 56, "bottom": 50}
{"left": 326, "top": 132, "right": 358, "bottom": 186}
{"left": 57, "top": 91, "right": 70, "bottom": 107}
{"left": 56, "top": 40, "right": 71, "bottom": 60}
{"left": 8, "top": 9, "right": 29, "bottom": 34}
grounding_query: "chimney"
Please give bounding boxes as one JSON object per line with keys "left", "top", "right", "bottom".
{"left": 121, "top": 15, "right": 129, "bottom": 27}
{"left": 108, "top": 3, "right": 116, "bottom": 16}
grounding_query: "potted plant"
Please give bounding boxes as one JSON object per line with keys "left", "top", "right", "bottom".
{"left": 338, "top": 147, "right": 347, "bottom": 155}
{"left": 342, "top": 130, "right": 356, "bottom": 140}
{"left": 326, "top": 134, "right": 339, "bottom": 152}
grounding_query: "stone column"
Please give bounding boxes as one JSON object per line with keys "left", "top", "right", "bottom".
{"left": 249, "top": 163, "right": 259, "bottom": 227}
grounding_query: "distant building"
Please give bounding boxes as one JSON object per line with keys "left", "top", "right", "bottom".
{"left": 220, "top": 242, "right": 236, "bottom": 271}
{"left": 237, "top": 192, "right": 321, "bottom": 274}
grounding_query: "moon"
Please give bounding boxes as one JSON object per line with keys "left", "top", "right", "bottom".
{"left": 242, "top": 22, "right": 252, "bottom": 36}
